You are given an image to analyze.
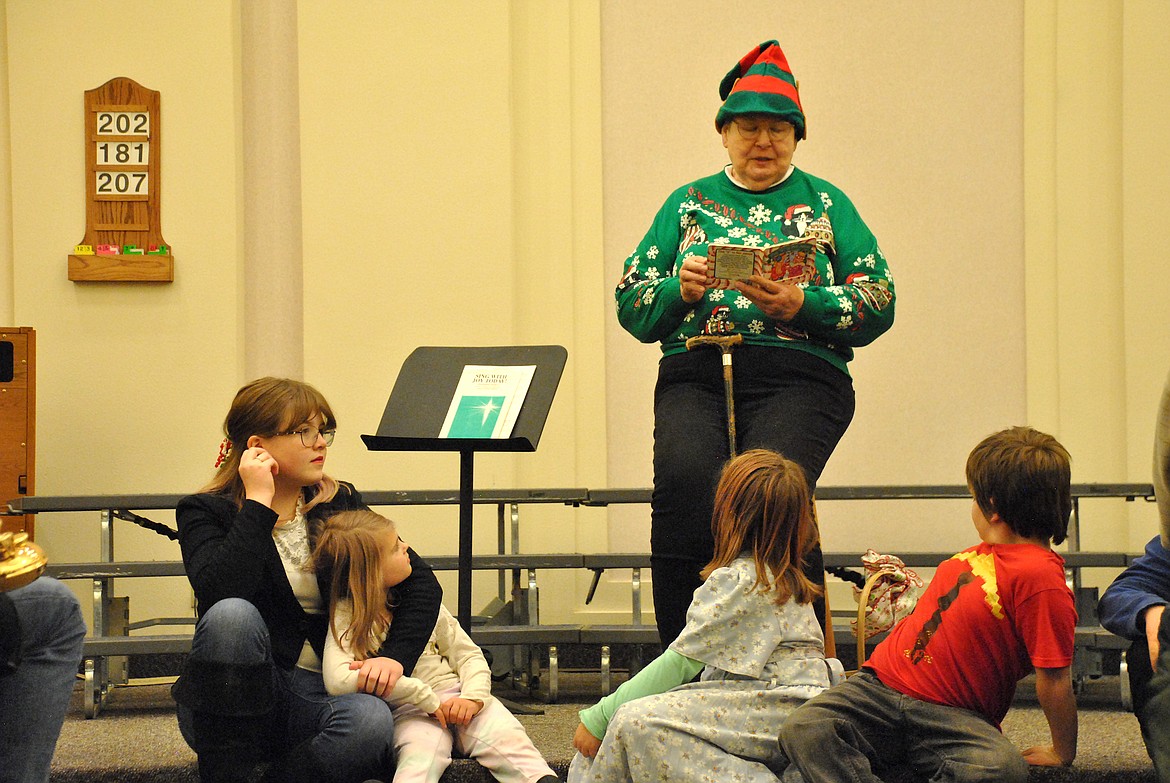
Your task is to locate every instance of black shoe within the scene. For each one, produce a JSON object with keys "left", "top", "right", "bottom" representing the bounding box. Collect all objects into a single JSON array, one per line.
[
  {"left": 197, "top": 752, "right": 255, "bottom": 783},
  {"left": 260, "top": 739, "right": 329, "bottom": 783}
]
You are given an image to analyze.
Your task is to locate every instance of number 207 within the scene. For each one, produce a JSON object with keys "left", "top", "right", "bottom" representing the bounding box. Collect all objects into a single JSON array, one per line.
[{"left": 96, "top": 171, "right": 148, "bottom": 195}]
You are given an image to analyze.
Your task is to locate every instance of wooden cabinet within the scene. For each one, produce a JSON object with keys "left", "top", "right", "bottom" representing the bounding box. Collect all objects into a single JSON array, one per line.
[{"left": 0, "top": 329, "right": 35, "bottom": 537}]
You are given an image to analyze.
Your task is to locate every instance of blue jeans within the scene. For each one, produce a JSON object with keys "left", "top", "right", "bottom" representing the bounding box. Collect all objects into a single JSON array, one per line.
[
  {"left": 175, "top": 598, "right": 395, "bottom": 783},
  {"left": 780, "top": 672, "right": 1027, "bottom": 783},
  {"left": 0, "top": 577, "right": 86, "bottom": 783},
  {"left": 650, "top": 346, "right": 854, "bottom": 644}
]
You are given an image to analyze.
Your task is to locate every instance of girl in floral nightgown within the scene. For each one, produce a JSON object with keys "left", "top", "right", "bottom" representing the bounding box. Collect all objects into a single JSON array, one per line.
[{"left": 569, "top": 449, "right": 839, "bottom": 783}]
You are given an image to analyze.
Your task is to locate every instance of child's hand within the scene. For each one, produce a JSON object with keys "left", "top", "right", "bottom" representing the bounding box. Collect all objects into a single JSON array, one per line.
[
  {"left": 1022, "top": 744, "right": 1069, "bottom": 767},
  {"left": 436, "top": 697, "right": 482, "bottom": 726},
  {"left": 1146, "top": 605, "right": 1166, "bottom": 671},
  {"left": 573, "top": 722, "right": 601, "bottom": 758},
  {"left": 349, "top": 656, "right": 403, "bottom": 698}
]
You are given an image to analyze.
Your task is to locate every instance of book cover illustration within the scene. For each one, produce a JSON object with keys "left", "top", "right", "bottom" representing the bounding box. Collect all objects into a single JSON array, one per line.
[
  {"left": 439, "top": 364, "right": 536, "bottom": 439},
  {"left": 704, "top": 234, "right": 819, "bottom": 290}
]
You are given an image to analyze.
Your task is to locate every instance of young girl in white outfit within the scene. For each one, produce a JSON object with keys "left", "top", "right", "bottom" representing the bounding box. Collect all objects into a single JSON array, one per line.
[
  {"left": 313, "top": 510, "right": 558, "bottom": 783},
  {"left": 569, "top": 449, "right": 840, "bottom": 783}
]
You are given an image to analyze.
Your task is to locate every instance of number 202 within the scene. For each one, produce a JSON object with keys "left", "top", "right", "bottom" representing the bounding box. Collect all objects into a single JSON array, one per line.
[
  {"left": 96, "top": 171, "right": 147, "bottom": 195},
  {"left": 96, "top": 112, "right": 148, "bottom": 135}
]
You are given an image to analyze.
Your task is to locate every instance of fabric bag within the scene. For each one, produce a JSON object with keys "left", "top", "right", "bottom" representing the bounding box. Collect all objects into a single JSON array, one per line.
[{"left": 846, "top": 549, "right": 924, "bottom": 676}]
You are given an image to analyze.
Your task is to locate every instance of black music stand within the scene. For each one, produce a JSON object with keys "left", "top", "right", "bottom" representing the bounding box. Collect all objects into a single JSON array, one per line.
[{"left": 362, "top": 345, "right": 567, "bottom": 632}]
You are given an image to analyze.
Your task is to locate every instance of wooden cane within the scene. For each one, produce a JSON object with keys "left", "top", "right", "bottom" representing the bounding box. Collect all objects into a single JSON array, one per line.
[{"left": 685, "top": 333, "right": 744, "bottom": 457}]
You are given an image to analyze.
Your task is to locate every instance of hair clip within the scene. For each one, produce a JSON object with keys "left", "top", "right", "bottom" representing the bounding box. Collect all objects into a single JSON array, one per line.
[{"left": 214, "top": 438, "right": 233, "bottom": 468}]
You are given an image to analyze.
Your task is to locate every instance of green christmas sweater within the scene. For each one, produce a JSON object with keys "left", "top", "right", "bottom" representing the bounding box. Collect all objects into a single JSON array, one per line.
[{"left": 615, "top": 167, "right": 895, "bottom": 375}]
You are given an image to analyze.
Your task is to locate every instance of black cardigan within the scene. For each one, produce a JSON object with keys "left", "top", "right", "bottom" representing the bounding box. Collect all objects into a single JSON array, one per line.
[{"left": 176, "top": 482, "right": 442, "bottom": 672}]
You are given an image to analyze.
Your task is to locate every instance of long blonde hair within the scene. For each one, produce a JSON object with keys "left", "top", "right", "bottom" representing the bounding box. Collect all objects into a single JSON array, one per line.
[
  {"left": 700, "top": 449, "right": 821, "bottom": 606},
  {"left": 312, "top": 510, "right": 397, "bottom": 658},
  {"left": 201, "top": 377, "right": 339, "bottom": 511}
]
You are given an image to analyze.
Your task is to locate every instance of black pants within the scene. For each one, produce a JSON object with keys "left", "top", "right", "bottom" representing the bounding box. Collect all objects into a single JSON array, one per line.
[
  {"left": 650, "top": 346, "right": 855, "bottom": 646},
  {"left": 1129, "top": 607, "right": 1170, "bottom": 781}
]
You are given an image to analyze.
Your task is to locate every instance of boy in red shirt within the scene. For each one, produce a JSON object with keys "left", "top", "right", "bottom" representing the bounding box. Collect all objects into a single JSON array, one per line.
[{"left": 780, "top": 426, "right": 1078, "bottom": 782}]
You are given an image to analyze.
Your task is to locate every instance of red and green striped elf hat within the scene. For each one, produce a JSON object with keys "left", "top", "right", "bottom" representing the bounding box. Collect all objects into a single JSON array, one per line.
[{"left": 715, "top": 40, "right": 806, "bottom": 140}]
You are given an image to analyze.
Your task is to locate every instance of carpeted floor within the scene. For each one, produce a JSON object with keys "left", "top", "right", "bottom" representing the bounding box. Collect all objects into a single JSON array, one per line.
[{"left": 49, "top": 673, "right": 1156, "bottom": 782}]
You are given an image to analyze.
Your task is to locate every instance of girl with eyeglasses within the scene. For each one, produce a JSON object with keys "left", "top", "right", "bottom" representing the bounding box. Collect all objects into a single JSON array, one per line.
[{"left": 172, "top": 377, "right": 442, "bottom": 783}]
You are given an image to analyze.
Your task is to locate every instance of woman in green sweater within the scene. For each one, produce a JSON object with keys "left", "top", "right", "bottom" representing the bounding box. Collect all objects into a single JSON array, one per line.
[{"left": 615, "top": 39, "right": 896, "bottom": 645}]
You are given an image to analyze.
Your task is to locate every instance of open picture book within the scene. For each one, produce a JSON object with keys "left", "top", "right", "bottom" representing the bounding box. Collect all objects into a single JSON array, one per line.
[{"left": 705, "top": 234, "right": 819, "bottom": 289}]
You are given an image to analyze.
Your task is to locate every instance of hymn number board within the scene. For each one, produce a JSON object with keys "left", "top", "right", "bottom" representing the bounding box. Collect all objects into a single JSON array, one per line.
[
  {"left": 95, "top": 111, "right": 150, "bottom": 198},
  {"left": 69, "top": 77, "right": 173, "bottom": 282}
]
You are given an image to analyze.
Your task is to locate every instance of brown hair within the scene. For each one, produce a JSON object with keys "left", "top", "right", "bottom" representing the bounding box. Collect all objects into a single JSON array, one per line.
[
  {"left": 312, "top": 509, "right": 397, "bottom": 659},
  {"left": 201, "top": 377, "right": 339, "bottom": 512},
  {"left": 701, "top": 448, "right": 821, "bottom": 606},
  {"left": 966, "top": 426, "right": 1073, "bottom": 544}
]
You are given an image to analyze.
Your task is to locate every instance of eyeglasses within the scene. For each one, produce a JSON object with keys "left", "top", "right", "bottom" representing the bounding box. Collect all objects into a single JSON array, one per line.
[
  {"left": 275, "top": 426, "right": 336, "bottom": 447},
  {"left": 731, "top": 119, "right": 794, "bottom": 142}
]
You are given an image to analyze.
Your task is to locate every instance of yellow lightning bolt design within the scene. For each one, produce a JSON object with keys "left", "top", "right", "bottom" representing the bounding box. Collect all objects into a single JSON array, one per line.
[{"left": 951, "top": 551, "right": 1004, "bottom": 619}]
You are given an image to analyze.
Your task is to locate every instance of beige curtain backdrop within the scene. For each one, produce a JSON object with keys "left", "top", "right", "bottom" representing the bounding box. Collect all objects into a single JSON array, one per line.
[
  {"left": 0, "top": 0, "right": 1165, "bottom": 628},
  {"left": 1023, "top": 1, "right": 1170, "bottom": 553}
]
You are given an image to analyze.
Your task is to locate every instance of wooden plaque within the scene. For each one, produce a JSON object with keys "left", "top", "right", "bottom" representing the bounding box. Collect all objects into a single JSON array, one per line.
[{"left": 69, "top": 77, "right": 173, "bottom": 282}]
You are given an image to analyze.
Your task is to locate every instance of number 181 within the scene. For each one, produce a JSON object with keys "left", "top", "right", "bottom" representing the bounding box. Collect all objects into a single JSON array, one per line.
[{"left": 97, "top": 141, "right": 148, "bottom": 165}]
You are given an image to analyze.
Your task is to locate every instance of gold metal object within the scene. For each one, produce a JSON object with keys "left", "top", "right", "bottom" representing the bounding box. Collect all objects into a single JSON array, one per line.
[{"left": 0, "top": 531, "right": 47, "bottom": 592}]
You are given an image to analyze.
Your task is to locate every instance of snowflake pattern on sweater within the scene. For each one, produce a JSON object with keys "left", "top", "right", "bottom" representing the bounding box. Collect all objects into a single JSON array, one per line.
[{"left": 615, "top": 167, "right": 894, "bottom": 374}]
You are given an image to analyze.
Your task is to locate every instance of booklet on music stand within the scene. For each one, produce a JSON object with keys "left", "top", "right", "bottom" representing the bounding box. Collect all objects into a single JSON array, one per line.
[{"left": 439, "top": 364, "right": 536, "bottom": 439}]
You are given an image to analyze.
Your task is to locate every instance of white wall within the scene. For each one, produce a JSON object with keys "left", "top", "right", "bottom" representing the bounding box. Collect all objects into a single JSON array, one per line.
[
  {"left": 601, "top": 2, "right": 1029, "bottom": 565},
  {"left": 597, "top": 0, "right": 1167, "bottom": 615},
  {"left": 1, "top": 0, "right": 1165, "bottom": 632},
  {"left": 4, "top": 0, "right": 243, "bottom": 626}
]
